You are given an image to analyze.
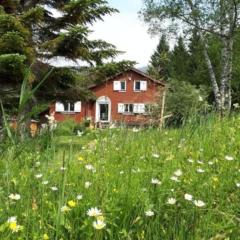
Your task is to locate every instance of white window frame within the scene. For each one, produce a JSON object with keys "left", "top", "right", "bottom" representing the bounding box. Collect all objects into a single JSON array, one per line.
[
  {"left": 134, "top": 80, "right": 141, "bottom": 92},
  {"left": 123, "top": 104, "right": 134, "bottom": 115},
  {"left": 119, "top": 80, "right": 126, "bottom": 92}
]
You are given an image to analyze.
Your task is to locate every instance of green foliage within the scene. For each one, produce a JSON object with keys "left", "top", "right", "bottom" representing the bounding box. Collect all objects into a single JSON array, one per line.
[
  {"left": 0, "top": 54, "right": 26, "bottom": 84},
  {"left": 1, "top": 116, "right": 240, "bottom": 238},
  {"left": 166, "top": 80, "right": 209, "bottom": 126}
]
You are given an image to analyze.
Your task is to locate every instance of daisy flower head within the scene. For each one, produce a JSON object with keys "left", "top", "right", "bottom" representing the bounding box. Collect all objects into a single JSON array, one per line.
[
  {"left": 145, "top": 210, "right": 154, "bottom": 217},
  {"left": 9, "top": 193, "right": 21, "bottom": 201},
  {"left": 225, "top": 155, "right": 234, "bottom": 161},
  {"left": 151, "top": 178, "right": 161, "bottom": 185},
  {"left": 87, "top": 207, "right": 102, "bottom": 217},
  {"left": 85, "top": 181, "right": 92, "bottom": 189},
  {"left": 35, "top": 174, "right": 43, "bottom": 179},
  {"left": 174, "top": 169, "right": 182, "bottom": 177},
  {"left": 61, "top": 205, "right": 71, "bottom": 213},
  {"left": 152, "top": 153, "right": 160, "bottom": 158},
  {"left": 196, "top": 168, "right": 205, "bottom": 173},
  {"left": 184, "top": 194, "right": 193, "bottom": 201},
  {"left": 194, "top": 200, "right": 205, "bottom": 207},
  {"left": 236, "top": 183, "right": 240, "bottom": 188},
  {"left": 76, "top": 194, "right": 83, "bottom": 200},
  {"left": 93, "top": 219, "right": 106, "bottom": 230},
  {"left": 51, "top": 186, "right": 58, "bottom": 191},
  {"left": 167, "top": 198, "right": 176, "bottom": 205},
  {"left": 170, "top": 176, "right": 180, "bottom": 182}
]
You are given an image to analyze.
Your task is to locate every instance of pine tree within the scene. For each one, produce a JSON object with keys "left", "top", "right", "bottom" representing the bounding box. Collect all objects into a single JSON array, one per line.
[
  {"left": 0, "top": 0, "right": 122, "bottom": 114},
  {"left": 148, "top": 35, "right": 171, "bottom": 80}
]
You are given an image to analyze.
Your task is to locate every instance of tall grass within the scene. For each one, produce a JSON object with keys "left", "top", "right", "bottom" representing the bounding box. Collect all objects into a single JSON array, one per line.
[{"left": 0, "top": 115, "right": 240, "bottom": 239}]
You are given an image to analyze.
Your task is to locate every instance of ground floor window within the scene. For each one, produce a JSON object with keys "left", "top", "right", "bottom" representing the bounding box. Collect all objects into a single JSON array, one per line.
[
  {"left": 64, "top": 102, "right": 75, "bottom": 112},
  {"left": 124, "top": 104, "right": 134, "bottom": 113}
]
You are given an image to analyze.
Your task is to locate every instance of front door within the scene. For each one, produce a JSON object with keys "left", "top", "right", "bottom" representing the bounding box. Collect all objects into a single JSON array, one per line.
[{"left": 99, "top": 104, "right": 109, "bottom": 121}]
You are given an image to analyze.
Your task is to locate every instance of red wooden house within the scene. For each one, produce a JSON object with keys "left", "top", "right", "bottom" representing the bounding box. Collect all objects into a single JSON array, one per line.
[{"left": 49, "top": 68, "right": 166, "bottom": 125}]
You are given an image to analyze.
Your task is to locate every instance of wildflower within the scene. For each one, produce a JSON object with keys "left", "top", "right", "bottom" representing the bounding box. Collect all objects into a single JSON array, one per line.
[
  {"left": 145, "top": 210, "right": 154, "bottom": 217},
  {"left": 132, "top": 128, "right": 140, "bottom": 132},
  {"left": 208, "top": 161, "right": 214, "bottom": 165},
  {"left": 184, "top": 194, "right": 193, "bottom": 201},
  {"left": 197, "top": 160, "right": 204, "bottom": 164},
  {"left": 167, "top": 198, "right": 176, "bottom": 205},
  {"left": 236, "top": 183, "right": 240, "bottom": 188},
  {"left": 225, "top": 155, "right": 234, "bottom": 161},
  {"left": 93, "top": 219, "right": 106, "bottom": 230},
  {"left": 196, "top": 168, "right": 205, "bottom": 173},
  {"left": 78, "top": 156, "right": 84, "bottom": 161},
  {"left": 61, "top": 205, "right": 71, "bottom": 213},
  {"left": 174, "top": 169, "right": 182, "bottom": 177},
  {"left": 170, "top": 176, "right": 180, "bottom": 182},
  {"left": 85, "top": 181, "right": 92, "bottom": 188},
  {"left": 42, "top": 181, "right": 49, "bottom": 185},
  {"left": 43, "top": 233, "right": 49, "bottom": 240},
  {"left": 76, "top": 194, "right": 83, "bottom": 200},
  {"left": 68, "top": 200, "right": 76, "bottom": 208},
  {"left": 60, "top": 167, "right": 66, "bottom": 171},
  {"left": 212, "top": 176, "right": 219, "bottom": 182},
  {"left": 85, "top": 164, "right": 94, "bottom": 170},
  {"left": 35, "top": 161, "right": 41, "bottom": 167},
  {"left": 119, "top": 171, "right": 124, "bottom": 175},
  {"left": 50, "top": 186, "right": 58, "bottom": 191},
  {"left": 233, "top": 103, "right": 240, "bottom": 109},
  {"left": 87, "top": 207, "right": 102, "bottom": 217},
  {"left": 187, "top": 158, "right": 194, "bottom": 163},
  {"left": 194, "top": 200, "right": 205, "bottom": 207},
  {"left": 152, "top": 153, "right": 160, "bottom": 158},
  {"left": 9, "top": 194, "right": 21, "bottom": 201},
  {"left": 7, "top": 217, "right": 23, "bottom": 233},
  {"left": 151, "top": 178, "right": 161, "bottom": 185},
  {"left": 35, "top": 174, "right": 43, "bottom": 179}
]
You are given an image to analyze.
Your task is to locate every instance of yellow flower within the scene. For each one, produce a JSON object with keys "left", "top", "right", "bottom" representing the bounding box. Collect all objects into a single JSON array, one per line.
[
  {"left": 9, "top": 222, "right": 17, "bottom": 231},
  {"left": 212, "top": 176, "right": 219, "bottom": 182},
  {"left": 78, "top": 157, "right": 84, "bottom": 161},
  {"left": 43, "top": 233, "right": 50, "bottom": 240},
  {"left": 68, "top": 200, "right": 76, "bottom": 208}
]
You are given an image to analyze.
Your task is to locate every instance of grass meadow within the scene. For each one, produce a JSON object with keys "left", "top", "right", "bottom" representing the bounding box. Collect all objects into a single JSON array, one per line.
[{"left": 1, "top": 115, "right": 240, "bottom": 239}]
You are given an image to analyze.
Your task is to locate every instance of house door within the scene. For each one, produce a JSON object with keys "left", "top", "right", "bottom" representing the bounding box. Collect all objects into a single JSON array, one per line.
[
  {"left": 95, "top": 96, "right": 111, "bottom": 123},
  {"left": 99, "top": 104, "right": 109, "bottom": 121}
]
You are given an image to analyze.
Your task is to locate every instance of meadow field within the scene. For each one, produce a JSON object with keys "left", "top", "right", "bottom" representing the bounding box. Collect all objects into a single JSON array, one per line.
[{"left": 1, "top": 116, "right": 240, "bottom": 239}]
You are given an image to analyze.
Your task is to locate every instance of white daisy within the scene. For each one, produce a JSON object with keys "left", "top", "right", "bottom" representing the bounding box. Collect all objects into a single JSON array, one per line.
[
  {"left": 151, "top": 178, "right": 161, "bottom": 185},
  {"left": 236, "top": 183, "right": 240, "bottom": 188},
  {"left": 93, "top": 219, "right": 106, "bottom": 230},
  {"left": 7, "top": 216, "right": 17, "bottom": 223},
  {"left": 187, "top": 159, "right": 194, "bottom": 163},
  {"left": 225, "top": 156, "right": 234, "bottom": 161},
  {"left": 42, "top": 181, "right": 49, "bottom": 185},
  {"left": 184, "top": 194, "right": 193, "bottom": 201},
  {"left": 9, "top": 193, "right": 21, "bottom": 201},
  {"left": 61, "top": 205, "right": 71, "bottom": 213},
  {"left": 208, "top": 161, "right": 214, "bottom": 165},
  {"left": 167, "top": 198, "right": 176, "bottom": 205},
  {"left": 194, "top": 200, "right": 205, "bottom": 207},
  {"left": 196, "top": 168, "right": 205, "bottom": 173},
  {"left": 170, "top": 176, "right": 180, "bottom": 182},
  {"left": 145, "top": 210, "right": 154, "bottom": 217},
  {"left": 174, "top": 169, "right": 182, "bottom": 177},
  {"left": 85, "top": 181, "right": 92, "bottom": 188},
  {"left": 76, "top": 194, "right": 83, "bottom": 200},
  {"left": 35, "top": 174, "right": 43, "bottom": 179},
  {"left": 51, "top": 186, "right": 58, "bottom": 191},
  {"left": 87, "top": 207, "right": 102, "bottom": 217},
  {"left": 152, "top": 153, "right": 160, "bottom": 158}
]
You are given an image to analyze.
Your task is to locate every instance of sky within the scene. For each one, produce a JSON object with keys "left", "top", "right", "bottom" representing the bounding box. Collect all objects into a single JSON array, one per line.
[{"left": 90, "top": 0, "right": 159, "bottom": 68}]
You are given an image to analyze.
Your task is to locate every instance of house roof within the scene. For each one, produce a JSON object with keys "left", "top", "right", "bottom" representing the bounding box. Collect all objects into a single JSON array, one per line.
[{"left": 88, "top": 68, "right": 165, "bottom": 89}]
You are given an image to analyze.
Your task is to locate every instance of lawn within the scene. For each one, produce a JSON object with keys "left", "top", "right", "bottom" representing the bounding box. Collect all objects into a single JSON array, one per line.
[{"left": 0, "top": 116, "right": 240, "bottom": 239}]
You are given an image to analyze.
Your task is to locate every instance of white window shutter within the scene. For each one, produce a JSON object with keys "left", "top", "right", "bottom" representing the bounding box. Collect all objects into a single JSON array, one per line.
[
  {"left": 138, "top": 104, "right": 145, "bottom": 113},
  {"left": 113, "top": 81, "right": 121, "bottom": 91},
  {"left": 118, "top": 103, "right": 124, "bottom": 113},
  {"left": 74, "top": 101, "right": 81, "bottom": 112},
  {"left": 141, "top": 81, "right": 147, "bottom": 91},
  {"left": 133, "top": 104, "right": 139, "bottom": 113},
  {"left": 55, "top": 102, "right": 64, "bottom": 112}
]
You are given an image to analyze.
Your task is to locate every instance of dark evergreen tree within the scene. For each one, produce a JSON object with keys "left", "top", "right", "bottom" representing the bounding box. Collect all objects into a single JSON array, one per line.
[{"left": 148, "top": 35, "right": 171, "bottom": 80}]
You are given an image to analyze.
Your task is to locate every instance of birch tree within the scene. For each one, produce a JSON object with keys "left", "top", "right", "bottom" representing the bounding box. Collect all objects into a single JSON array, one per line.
[{"left": 141, "top": 0, "right": 240, "bottom": 112}]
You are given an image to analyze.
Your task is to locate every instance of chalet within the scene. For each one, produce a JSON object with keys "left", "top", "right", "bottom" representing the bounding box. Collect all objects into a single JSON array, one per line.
[{"left": 49, "top": 68, "right": 166, "bottom": 126}]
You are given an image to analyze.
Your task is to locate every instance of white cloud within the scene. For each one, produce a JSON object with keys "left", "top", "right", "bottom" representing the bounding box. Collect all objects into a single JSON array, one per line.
[{"left": 90, "top": 12, "right": 159, "bottom": 67}]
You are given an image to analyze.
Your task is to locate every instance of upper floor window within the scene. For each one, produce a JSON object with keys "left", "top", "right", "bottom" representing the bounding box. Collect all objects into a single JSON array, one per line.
[
  {"left": 134, "top": 80, "right": 147, "bottom": 92},
  {"left": 113, "top": 80, "right": 126, "bottom": 92}
]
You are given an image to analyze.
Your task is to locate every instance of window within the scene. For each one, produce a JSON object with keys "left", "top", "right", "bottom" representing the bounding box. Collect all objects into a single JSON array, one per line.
[
  {"left": 120, "top": 81, "right": 126, "bottom": 91},
  {"left": 124, "top": 104, "right": 134, "bottom": 114},
  {"left": 64, "top": 102, "right": 75, "bottom": 112},
  {"left": 134, "top": 81, "right": 141, "bottom": 91},
  {"left": 134, "top": 80, "right": 147, "bottom": 91}
]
